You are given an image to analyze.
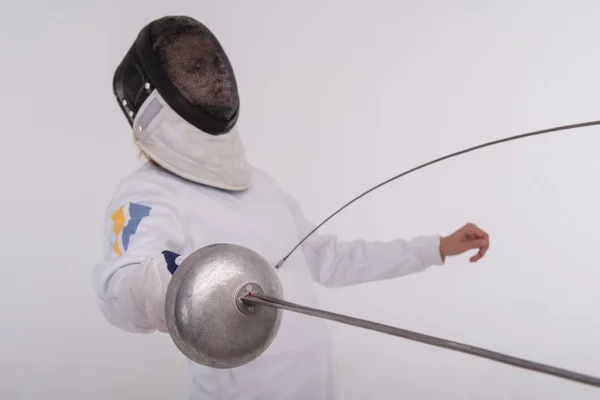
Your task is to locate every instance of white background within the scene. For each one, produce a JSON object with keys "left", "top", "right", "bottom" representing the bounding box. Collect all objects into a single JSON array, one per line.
[{"left": 2, "top": 0, "right": 600, "bottom": 399}]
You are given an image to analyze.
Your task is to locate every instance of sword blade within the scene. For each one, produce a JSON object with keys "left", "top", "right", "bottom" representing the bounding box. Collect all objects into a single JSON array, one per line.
[{"left": 242, "top": 293, "right": 600, "bottom": 389}]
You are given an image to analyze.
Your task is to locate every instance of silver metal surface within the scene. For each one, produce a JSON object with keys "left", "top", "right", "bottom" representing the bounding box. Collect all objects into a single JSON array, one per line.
[
  {"left": 242, "top": 293, "right": 600, "bottom": 389},
  {"left": 167, "top": 243, "right": 600, "bottom": 389},
  {"left": 165, "top": 243, "right": 283, "bottom": 369}
]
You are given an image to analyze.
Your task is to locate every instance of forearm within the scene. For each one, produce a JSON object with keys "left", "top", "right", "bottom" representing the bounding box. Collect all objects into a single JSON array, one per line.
[
  {"left": 304, "top": 234, "right": 444, "bottom": 288},
  {"left": 95, "top": 254, "right": 176, "bottom": 334}
]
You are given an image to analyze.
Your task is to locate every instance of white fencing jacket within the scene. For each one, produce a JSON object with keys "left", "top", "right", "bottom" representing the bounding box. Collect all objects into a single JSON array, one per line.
[{"left": 93, "top": 162, "right": 444, "bottom": 400}]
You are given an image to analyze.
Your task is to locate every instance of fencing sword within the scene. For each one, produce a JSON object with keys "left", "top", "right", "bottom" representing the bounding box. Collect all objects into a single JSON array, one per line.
[
  {"left": 165, "top": 243, "right": 600, "bottom": 390},
  {"left": 274, "top": 119, "right": 600, "bottom": 269},
  {"left": 242, "top": 293, "right": 600, "bottom": 388}
]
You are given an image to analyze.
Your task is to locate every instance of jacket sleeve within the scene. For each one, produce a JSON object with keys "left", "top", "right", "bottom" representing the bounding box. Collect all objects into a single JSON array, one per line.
[
  {"left": 282, "top": 192, "right": 445, "bottom": 288},
  {"left": 92, "top": 179, "right": 187, "bottom": 334}
]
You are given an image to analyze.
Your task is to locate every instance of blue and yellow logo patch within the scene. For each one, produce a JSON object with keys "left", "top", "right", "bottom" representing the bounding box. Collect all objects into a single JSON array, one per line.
[{"left": 111, "top": 202, "right": 152, "bottom": 256}]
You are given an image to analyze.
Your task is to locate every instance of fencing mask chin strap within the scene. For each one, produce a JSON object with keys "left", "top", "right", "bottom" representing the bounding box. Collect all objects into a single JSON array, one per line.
[
  {"left": 112, "top": 15, "right": 252, "bottom": 191},
  {"left": 133, "top": 89, "right": 251, "bottom": 191}
]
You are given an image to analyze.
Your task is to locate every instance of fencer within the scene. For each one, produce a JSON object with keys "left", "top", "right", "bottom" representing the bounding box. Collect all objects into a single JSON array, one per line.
[{"left": 92, "top": 15, "right": 490, "bottom": 400}]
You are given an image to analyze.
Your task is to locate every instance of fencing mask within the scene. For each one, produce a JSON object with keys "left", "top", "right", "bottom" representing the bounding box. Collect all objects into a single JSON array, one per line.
[{"left": 113, "top": 16, "right": 251, "bottom": 191}]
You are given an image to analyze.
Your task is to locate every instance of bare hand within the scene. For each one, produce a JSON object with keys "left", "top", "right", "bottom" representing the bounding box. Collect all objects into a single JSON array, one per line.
[{"left": 440, "top": 223, "right": 489, "bottom": 263}]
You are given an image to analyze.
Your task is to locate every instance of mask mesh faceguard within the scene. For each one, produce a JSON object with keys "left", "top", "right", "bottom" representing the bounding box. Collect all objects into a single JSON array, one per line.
[
  {"left": 113, "top": 16, "right": 240, "bottom": 135},
  {"left": 149, "top": 16, "right": 239, "bottom": 122}
]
